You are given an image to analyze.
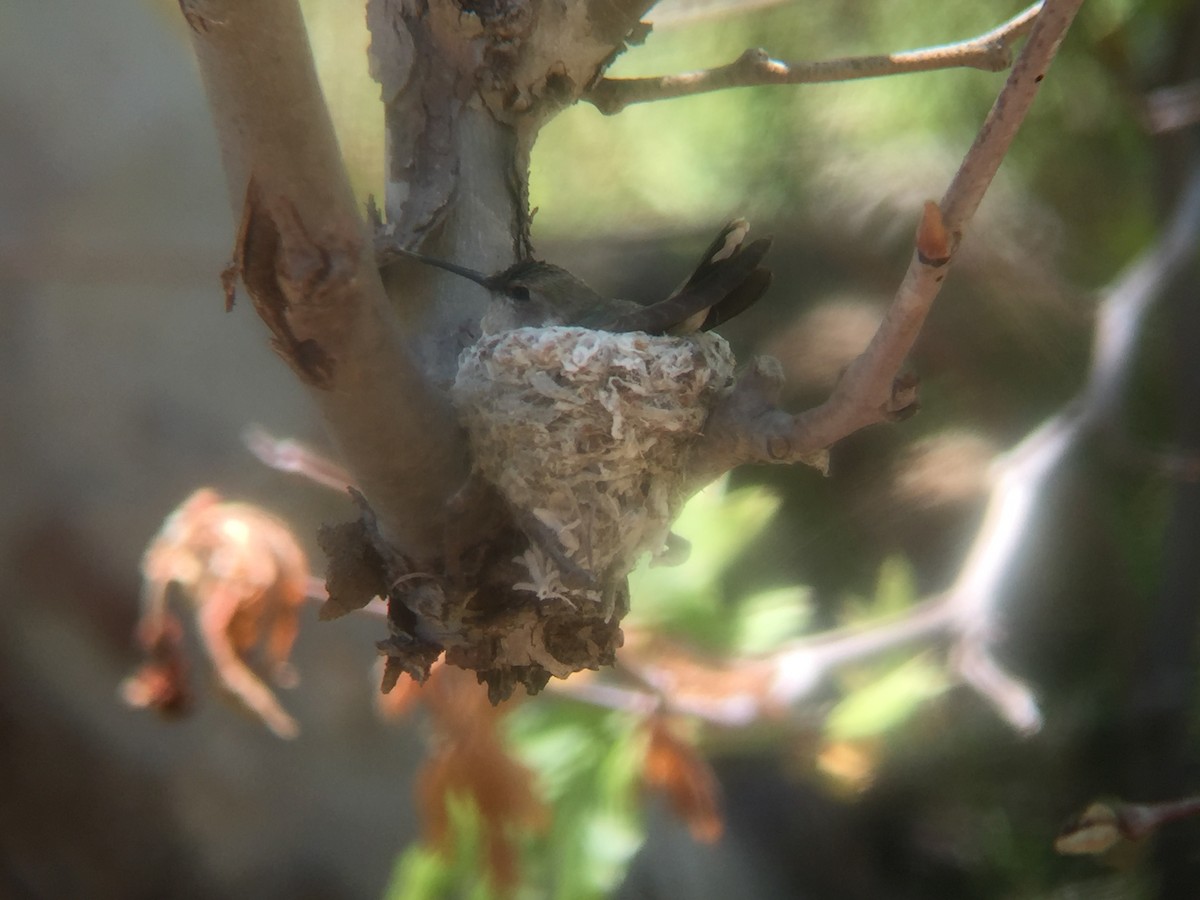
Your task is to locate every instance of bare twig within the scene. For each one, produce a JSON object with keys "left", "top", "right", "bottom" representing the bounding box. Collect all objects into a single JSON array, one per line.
[
  {"left": 243, "top": 425, "right": 354, "bottom": 492},
  {"left": 586, "top": 4, "right": 1043, "bottom": 115},
  {"left": 181, "top": 0, "right": 467, "bottom": 561},
  {"left": 690, "top": 0, "right": 1084, "bottom": 482},
  {"left": 793, "top": 0, "right": 1083, "bottom": 457}
]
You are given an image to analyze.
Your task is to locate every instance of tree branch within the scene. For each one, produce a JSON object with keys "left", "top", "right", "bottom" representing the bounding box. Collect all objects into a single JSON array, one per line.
[
  {"left": 180, "top": 0, "right": 467, "bottom": 561},
  {"left": 585, "top": 3, "right": 1043, "bottom": 115},
  {"left": 690, "top": 0, "right": 1084, "bottom": 481}
]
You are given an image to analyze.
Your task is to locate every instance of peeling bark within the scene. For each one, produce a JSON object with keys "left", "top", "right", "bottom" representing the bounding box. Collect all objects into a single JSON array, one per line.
[{"left": 185, "top": 0, "right": 468, "bottom": 561}]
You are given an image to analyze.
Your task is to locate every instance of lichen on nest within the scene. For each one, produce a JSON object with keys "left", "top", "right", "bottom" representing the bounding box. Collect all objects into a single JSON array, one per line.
[{"left": 452, "top": 326, "right": 737, "bottom": 618}]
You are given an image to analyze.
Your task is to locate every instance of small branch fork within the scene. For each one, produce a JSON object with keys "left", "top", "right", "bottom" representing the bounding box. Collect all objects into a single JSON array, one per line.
[
  {"left": 690, "top": 0, "right": 1084, "bottom": 483},
  {"left": 585, "top": 3, "right": 1043, "bottom": 115}
]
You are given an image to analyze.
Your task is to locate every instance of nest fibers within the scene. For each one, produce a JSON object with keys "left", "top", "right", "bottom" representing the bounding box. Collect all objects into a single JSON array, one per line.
[{"left": 452, "top": 326, "right": 736, "bottom": 617}]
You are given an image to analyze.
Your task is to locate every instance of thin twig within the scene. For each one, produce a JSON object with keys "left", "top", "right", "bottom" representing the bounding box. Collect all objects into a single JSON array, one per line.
[
  {"left": 243, "top": 425, "right": 354, "bottom": 492},
  {"left": 939, "top": 5, "right": 1080, "bottom": 234},
  {"left": 586, "top": 3, "right": 1042, "bottom": 115},
  {"left": 688, "top": 0, "right": 1084, "bottom": 483}
]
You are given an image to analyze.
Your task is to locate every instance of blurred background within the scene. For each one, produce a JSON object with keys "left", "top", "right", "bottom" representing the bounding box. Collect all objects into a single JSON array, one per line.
[{"left": 3, "top": 0, "right": 1199, "bottom": 897}]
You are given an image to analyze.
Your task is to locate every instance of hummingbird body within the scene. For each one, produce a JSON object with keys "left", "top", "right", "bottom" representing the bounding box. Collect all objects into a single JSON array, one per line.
[
  {"left": 390, "top": 219, "right": 773, "bottom": 337},
  {"left": 475, "top": 260, "right": 631, "bottom": 334}
]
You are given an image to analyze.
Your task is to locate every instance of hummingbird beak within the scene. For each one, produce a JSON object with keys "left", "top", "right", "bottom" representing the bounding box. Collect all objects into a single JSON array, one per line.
[{"left": 388, "top": 247, "right": 492, "bottom": 288}]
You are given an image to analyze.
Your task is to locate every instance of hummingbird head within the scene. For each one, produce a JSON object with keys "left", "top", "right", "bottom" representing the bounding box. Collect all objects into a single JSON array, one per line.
[{"left": 482, "top": 260, "right": 606, "bottom": 331}]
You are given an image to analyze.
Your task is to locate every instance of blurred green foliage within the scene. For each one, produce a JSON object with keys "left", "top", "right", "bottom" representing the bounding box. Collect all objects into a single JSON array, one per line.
[
  {"left": 626, "top": 478, "right": 799, "bottom": 649},
  {"left": 504, "top": 705, "right": 646, "bottom": 899},
  {"left": 301, "top": 0, "right": 385, "bottom": 202},
  {"left": 824, "top": 557, "right": 950, "bottom": 741},
  {"left": 385, "top": 707, "right": 644, "bottom": 900}
]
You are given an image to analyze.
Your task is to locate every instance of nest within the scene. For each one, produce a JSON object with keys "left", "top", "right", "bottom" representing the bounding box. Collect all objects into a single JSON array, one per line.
[{"left": 452, "top": 326, "right": 736, "bottom": 617}]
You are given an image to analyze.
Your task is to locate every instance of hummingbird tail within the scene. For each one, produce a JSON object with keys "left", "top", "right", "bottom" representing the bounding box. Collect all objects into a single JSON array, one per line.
[
  {"left": 699, "top": 267, "right": 773, "bottom": 331},
  {"left": 682, "top": 234, "right": 774, "bottom": 333},
  {"left": 592, "top": 226, "right": 774, "bottom": 335}
]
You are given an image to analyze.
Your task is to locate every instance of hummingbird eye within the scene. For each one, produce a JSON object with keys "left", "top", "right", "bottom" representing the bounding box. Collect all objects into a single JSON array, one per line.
[{"left": 507, "top": 284, "right": 531, "bottom": 302}]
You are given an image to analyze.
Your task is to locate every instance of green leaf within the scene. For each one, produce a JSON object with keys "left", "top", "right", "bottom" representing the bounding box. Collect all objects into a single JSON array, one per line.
[
  {"left": 504, "top": 704, "right": 646, "bottom": 900},
  {"left": 844, "top": 554, "right": 920, "bottom": 623},
  {"left": 732, "top": 586, "right": 812, "bottom": 655},
  {"left": 385, "top": 845, "right": 455, "bottom": 900},
  {"left": 628, "top": 477, "right": 782, "bottom": 645},
  {"left": 874, "top": 555, "right": 918, "bottom": 615},
  {"left": 576, "top": 809, "right": 646, "bottom": 893},
  {"left": 825, "top": 655, "right": 948, "bottom": 741}
]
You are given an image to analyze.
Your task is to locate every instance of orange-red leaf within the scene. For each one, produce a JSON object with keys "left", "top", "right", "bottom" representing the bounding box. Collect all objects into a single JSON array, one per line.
[
  {"left": 127, "top": 488, "right": 310, "bottom": 738},
  {"left": 642, "top": 716, "right": 723, "bottom": 844},
  {"left": 411, "top": 667, "right": 547, "bottom": 891}
]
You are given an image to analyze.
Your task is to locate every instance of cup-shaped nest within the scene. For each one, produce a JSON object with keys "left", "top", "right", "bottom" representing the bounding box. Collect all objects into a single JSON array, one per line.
[{"left": 453, "top": 326, "right": 736, "bottom": 616}]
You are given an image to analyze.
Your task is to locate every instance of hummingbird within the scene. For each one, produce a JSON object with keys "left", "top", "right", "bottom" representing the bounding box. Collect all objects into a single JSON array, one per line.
[{"left": 386, "top": 219, "right": 772, "bottom": 335}]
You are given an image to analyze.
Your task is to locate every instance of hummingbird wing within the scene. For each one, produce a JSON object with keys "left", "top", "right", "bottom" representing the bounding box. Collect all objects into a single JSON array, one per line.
[{"left": 593, "top": 231, "right": 773, "bottom": 335}]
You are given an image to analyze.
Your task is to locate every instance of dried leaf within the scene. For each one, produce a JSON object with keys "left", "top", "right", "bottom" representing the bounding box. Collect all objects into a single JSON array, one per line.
[
  {"left": 407, "top": 666, "right": 548, "bottom": 890},
  {"left": 642, "top": 716, "right": 723, "bottom": 843},
  {"left": 128, "top": 488, "right": 310, "bottom": 738},
  {"left": 317, "top": 517, "right": 388, "bottom": 620}
]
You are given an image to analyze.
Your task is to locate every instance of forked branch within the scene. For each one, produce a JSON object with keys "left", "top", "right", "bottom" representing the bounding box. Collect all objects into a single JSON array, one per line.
[
  {"left": 691, "top": 0, "right": 1085, "bottom": 481},
  {"left": 586, "top": 3, "right": 1043, "bottom": 115}
]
